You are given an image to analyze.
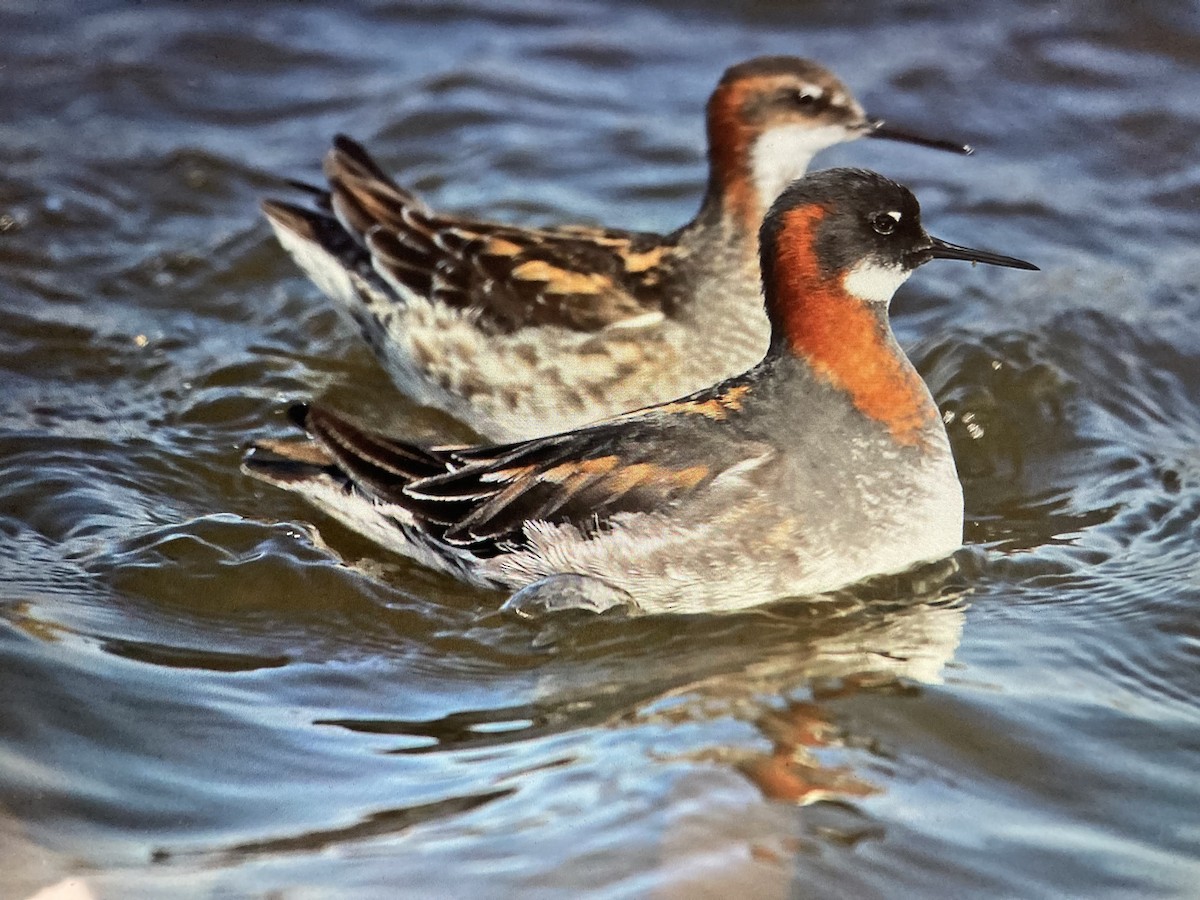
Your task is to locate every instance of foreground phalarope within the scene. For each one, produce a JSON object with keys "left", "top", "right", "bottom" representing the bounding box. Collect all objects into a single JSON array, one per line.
[
  {"left": 245, "top": 169, "right": 1036, "bottom": 615},
  {"left": 262, "top": 56, "right": 969, "bottom": 441}
]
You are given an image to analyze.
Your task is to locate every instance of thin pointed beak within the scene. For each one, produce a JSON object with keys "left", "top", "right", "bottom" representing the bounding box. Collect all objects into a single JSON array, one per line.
[
  {"left": 913, "top": 235, "right": 1039, "bottom": 271},
  {"left": 865, "top": 118, "right": 973, "bottom": 156}
]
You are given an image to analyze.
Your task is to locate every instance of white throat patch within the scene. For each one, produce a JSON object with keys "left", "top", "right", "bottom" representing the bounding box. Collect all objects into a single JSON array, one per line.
[
  {"left": 750, "top": 124, "right": 851, "bottom": 211},
  {"left": 842, "top": 259, "right": 912, "bottom": 305}
]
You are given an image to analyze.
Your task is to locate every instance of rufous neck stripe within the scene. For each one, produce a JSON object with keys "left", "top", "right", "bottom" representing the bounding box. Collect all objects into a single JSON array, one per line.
[
  {"left": 707, "top": 82, "right": 763, "bottom": 233},
  {"left": 770, "top": 205, "right": 937, "bottom": 447}
]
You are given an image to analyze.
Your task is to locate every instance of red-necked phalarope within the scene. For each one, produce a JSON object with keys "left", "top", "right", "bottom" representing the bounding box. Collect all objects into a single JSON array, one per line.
[{"left": 245, "top": 168, "right": 1035, "bottom": 615}]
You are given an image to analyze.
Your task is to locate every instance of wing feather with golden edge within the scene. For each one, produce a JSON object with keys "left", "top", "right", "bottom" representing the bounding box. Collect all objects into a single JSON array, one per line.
[
  {"left": 296, "top": 398, "right": 768, "bottom": 560},
  {"left": 322, "top": 135, "right": 687, "bottom": 334},
  {"left": 297, "top": 404, "right": 455, "bottom": 496}
]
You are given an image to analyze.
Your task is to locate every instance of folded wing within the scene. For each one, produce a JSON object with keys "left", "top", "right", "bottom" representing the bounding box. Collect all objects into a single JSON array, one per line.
[
  {"left": 287, "top": 400, "right": 765, "bottom": 559},
  {"left": 268, "top": 135, "right": 686, "bottom": 334}
]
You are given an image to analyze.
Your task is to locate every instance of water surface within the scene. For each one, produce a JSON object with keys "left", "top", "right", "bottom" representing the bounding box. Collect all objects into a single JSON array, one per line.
[{"left": 2, "top": 1, "right": 1199, "bottom": 897}]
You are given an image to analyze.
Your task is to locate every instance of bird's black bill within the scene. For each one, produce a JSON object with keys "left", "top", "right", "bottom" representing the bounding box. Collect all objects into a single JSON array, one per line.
[
  {"left": 867, "top": 119, "right": 973, "bottom": 156},
  {"left": 919, "top": 236, "right": 1039, "bottom": 271}
]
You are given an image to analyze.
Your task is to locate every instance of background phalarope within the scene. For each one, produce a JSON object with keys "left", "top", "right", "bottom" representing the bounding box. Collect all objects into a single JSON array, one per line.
[{"left": 263, "top": 57, "right": 969, "bottom": 440}]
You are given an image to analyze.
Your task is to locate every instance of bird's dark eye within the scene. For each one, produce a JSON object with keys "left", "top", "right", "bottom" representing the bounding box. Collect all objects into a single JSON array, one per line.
[
  {"left": 793, "top": 90, "right": 819, "bottom": 108},
  {"left": 871, "top": 212, "right": 899, "bottom": 235}
]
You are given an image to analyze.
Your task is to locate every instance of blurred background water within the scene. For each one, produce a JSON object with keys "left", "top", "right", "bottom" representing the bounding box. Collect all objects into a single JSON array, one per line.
[{"left": 2, "top": 1, "right": 1199, "bottom": 897}]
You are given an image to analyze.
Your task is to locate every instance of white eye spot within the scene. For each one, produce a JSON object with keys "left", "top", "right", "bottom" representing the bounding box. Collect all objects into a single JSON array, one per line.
[
  {"left": 842, "top": 260, "right": 912, "bottom": 305},
  {"left": 801, "top": 84, "right": 824, "bottom": 100},
  {"left": 871, "top": 211, "right": 901, "bottom": 235}
]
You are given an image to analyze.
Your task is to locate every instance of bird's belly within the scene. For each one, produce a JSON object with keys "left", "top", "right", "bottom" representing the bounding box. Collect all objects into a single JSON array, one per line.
[{"left": 479, "top": 450, "right": 963, "bottom": 614}]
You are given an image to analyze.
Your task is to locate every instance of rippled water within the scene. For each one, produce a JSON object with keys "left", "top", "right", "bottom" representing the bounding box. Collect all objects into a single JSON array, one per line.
[{"left": 3, "top": 1, "right": 1199, "bottom": 897}]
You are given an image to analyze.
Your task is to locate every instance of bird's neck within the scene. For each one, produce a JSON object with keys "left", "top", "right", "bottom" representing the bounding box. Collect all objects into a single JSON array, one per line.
[
  {"left": 699, "top": 121, "right": 763, "bottom": 236},
  {"left": 699, "top": 85, "right": 779, "bottom": 236},
  {"left": 700, "top": 98, "right": 832, "bottom": 237},
  {"left": 767, "top": 207, "right": 938, "bottom": 448}
]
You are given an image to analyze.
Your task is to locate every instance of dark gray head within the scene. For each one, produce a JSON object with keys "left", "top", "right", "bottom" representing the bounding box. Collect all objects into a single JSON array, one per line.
[
  {"left": 760, "top": 168, "right": 1037, "bottom": 314},
  {"left": 751, "top": 169, "right": 1037, "bottom": 447}
]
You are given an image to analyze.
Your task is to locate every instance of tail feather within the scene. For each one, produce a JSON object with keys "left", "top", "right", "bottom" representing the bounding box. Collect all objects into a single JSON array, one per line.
[
  {"left": 282, "top": 178, "right": 332, "bottom": 208},
  {"left": 243, "top": 403, "right": 451, "bottom": 507},
  {"left": 261, "top": 198, "right": 366, "bottom": 266},
  {"left": 262, "top": 136, "right": 439, "bottom": 358},
  {"left": 241, "top": 437, "right": 345, "bottom": 490},
  {"left": 325, "top": 134, "right": 422, "bottom": 207},
  {"left": 296, "top": 404, "right": 452, "bottom": 495}
]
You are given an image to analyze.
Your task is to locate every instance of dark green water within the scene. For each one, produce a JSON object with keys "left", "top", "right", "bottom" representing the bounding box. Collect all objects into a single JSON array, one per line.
[{"left": 2, "top": 1, "right": 1198, "bottom": 897}]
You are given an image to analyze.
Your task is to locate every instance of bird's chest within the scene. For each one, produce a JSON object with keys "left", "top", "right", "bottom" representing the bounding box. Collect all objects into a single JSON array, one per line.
[{"left": 775, "top": 427, "right": 964, "bottom": 589}]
